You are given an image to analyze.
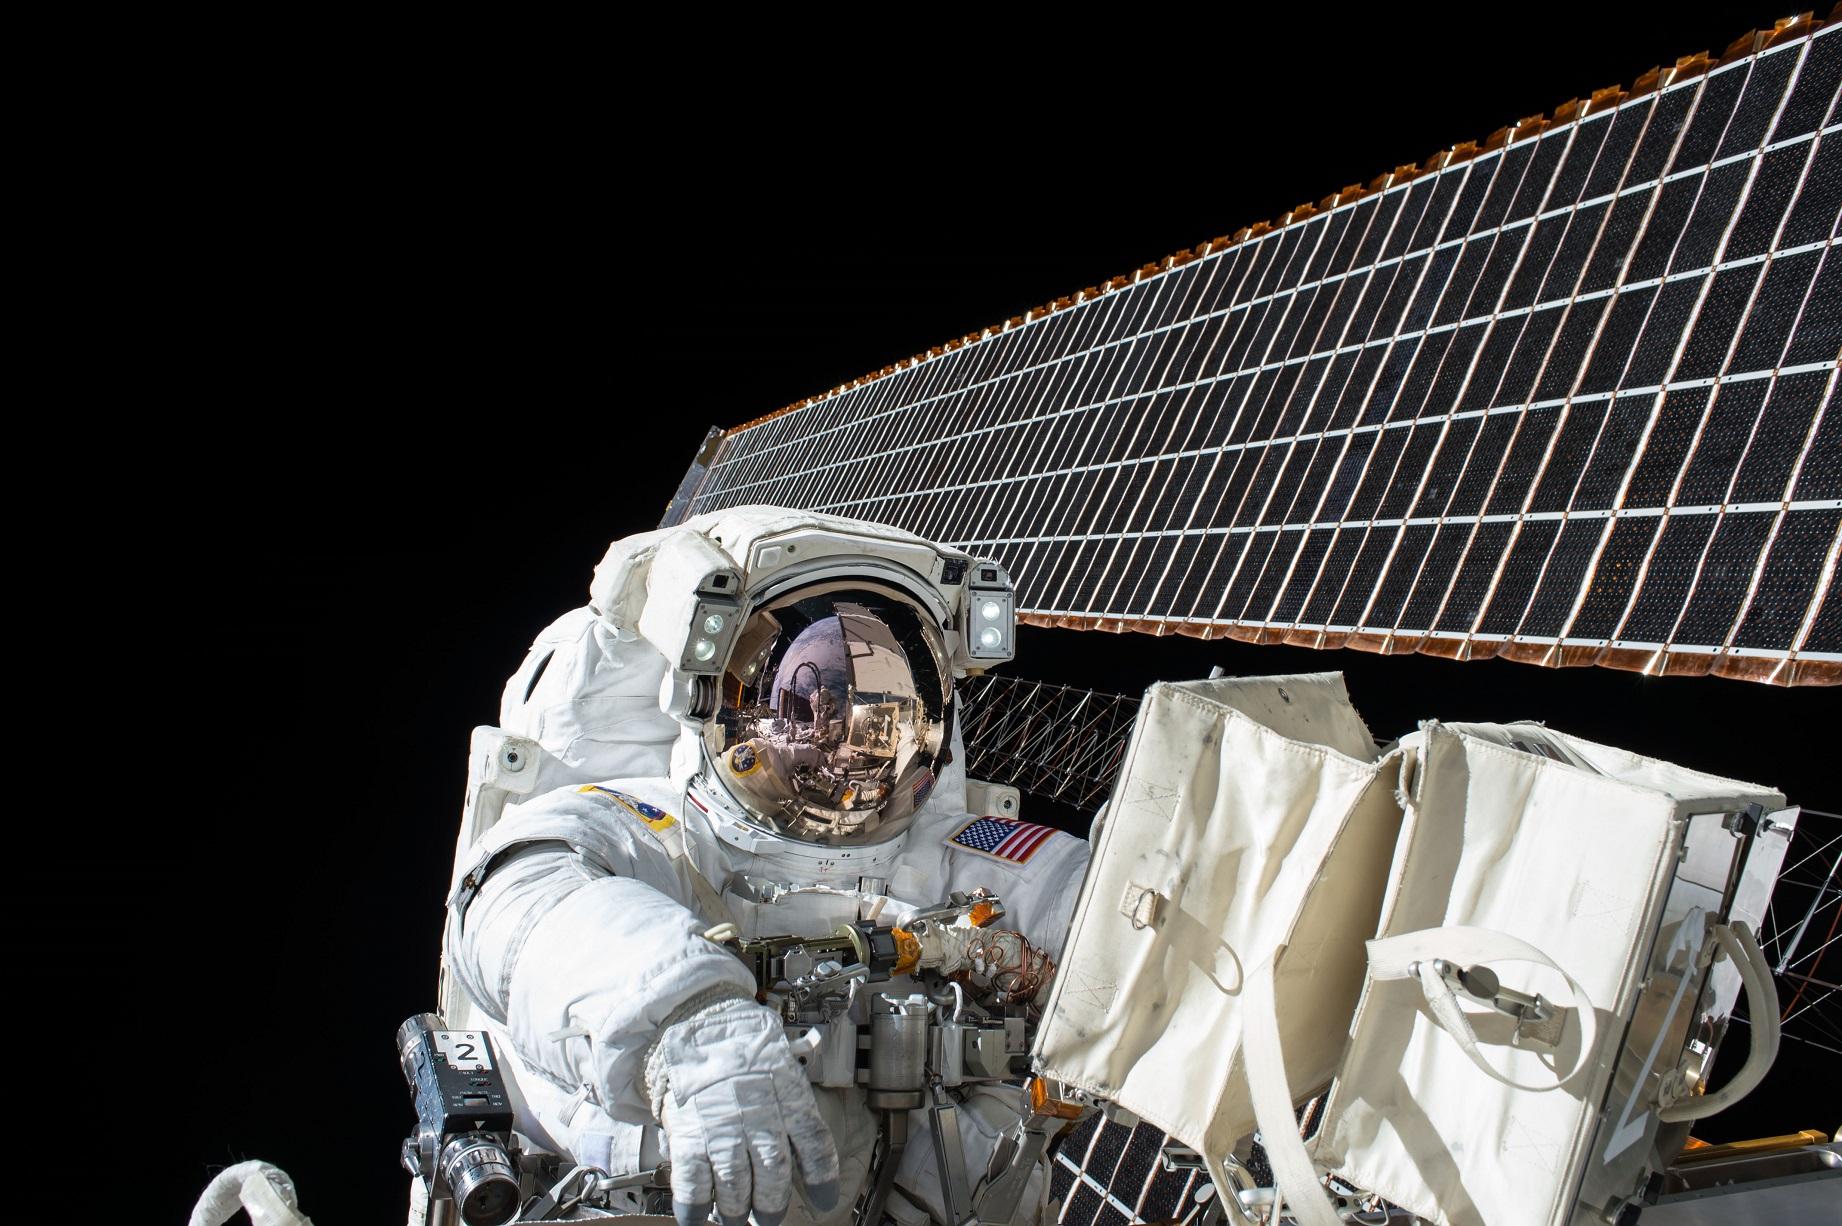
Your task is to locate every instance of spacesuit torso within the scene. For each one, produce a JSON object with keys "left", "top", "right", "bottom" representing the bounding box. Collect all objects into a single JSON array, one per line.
[{"left": 452, "top": 768, "right": 1086, "bottom": 1225}]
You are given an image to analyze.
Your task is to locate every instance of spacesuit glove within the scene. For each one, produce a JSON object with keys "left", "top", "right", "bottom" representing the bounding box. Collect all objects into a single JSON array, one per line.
[{"left": 646, "top": 988, "right": 841, "bottom": 1226}]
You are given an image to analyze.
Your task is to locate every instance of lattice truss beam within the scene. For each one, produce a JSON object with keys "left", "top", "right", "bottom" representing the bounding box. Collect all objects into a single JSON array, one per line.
[
  {"left": 1749, "top": 807, "right": 1842, "bottom": 1055},
  {"left": 674, "top": 16, "right": 1842, "bottom": 686},
  {"left": 960, "top": 675, "right": 1141, "bottom": 812}
]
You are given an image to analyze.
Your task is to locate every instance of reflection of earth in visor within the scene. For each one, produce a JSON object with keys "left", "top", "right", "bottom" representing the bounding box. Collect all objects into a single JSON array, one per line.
[{"left": 705, "top": 587, "right": 949, "bottom": 845}]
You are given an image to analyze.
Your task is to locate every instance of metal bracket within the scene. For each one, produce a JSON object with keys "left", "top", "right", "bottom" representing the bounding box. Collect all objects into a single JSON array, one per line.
[
  {"left": 1119, "top": 883, "right": 1163, "bottom": 930},
  {"left": 1429, "top": 958, "right": 1564, "bottom": 1047},
  {"left": 929, "top": 1083, "right": 975, "bottom": 1226}
]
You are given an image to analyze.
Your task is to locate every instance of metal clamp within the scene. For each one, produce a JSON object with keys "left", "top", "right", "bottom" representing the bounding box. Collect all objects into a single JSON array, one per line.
[
  {"left": 1423, "top": 958, "right": 1563, "bottom": 1048},
  {"left": 526, "top": 1163, "right": 666, "bottom": 1220}
]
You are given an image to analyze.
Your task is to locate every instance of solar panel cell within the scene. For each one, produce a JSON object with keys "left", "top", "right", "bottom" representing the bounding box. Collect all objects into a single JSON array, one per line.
[
  {"left": 1383, "top": 178, "right": 1440, "bottom": 262},
  {"left": 1486, "top": 404, "right": 1564, "bottom": 514},
  {"left": 1678, "top": 264, "right": 1765, "bottom": 380},
  {"left": 1216, "top": 529, "right": 1283, "bottom": 621},
  {"left": 1535, "top": 306, "right": 1606, "bottom": 402},
  {"left": 1366, "top": 523, "right": 1436, "bottom": 628},
  {"left": 1478, "top": 519, "right": 1563, "bottom": 634},
  {"left": 1477, "top": 142, "right": 1537, "bottom": 232},
  {"left": 1625, "top": 386, "right": 1714, "bottom": 505},
  {"left": 1417, "top": 413, "right": 1484, "bottom": 512},
  {"left": 1554, "top": 116, "right": 1613, "bottom": 209},
  {"left": 1731, "top": 144, "right": 1811, "bottom": 258},
  {"left": 1733, "top": 371, "right": 1830, "bottom": 503},
  {"left": 1532, "top": 401, "right": 1613, "bottom": 512},
  {"left": 1450, "top": 153, "right": 1502, "bottom": 233},
  {"left": 1583, "top": 105, "right": 1651, "bottom": 202},
  {"left": 1397, "top": 521, "right": 1471, "bottom": 629},
  {"left": 1779, "top": 28, "right": 1841, "bottom": 140},
  {"left": 1584, "top": 189, "right": 1656, "bottom": 293},
  {"left": 1783, "top": 250, "right": 1841, "bottom": 364},
  {"left": 1274, "top": 528, "right": 1334, "bottom": 623},
  {"left": 1675, "top": 162, "right": 1751, "bottom": 271},
  {"left": 1506, "top": 214, "right": 1575, "bottom": 310},
  {"left": 1630, "top": 175, "right": 1702, "bottom": 281},
  {"left": 1571, "top": 515, "right": 1664, "bottom": 639},
  {"left": 1303, "top": 531, "right": 1366, "bottom": 624},
  {"left": 1790, "top": 376, "right": 1840, "bottom": 500},
  {"left": 1063, "top": 1181, "right": 1104, "bottom": 1226},
  {"left": 1332, "top": 529, "right": 1401, "bottom": 626},
  {"left": 1781, "top": 134, "right": 1841, "bottom": 248},
  {"left": 1718, "top": 46, "right": 1803, "bottom": 160},
  {"left": 1348, "top": 426, "right": 1410, "bottom": 518},
  {"left": 1630, "top": 82, "right": 1701, "bottom": 183},
  {"left": 1580, "top": 287, "right": 1657, "bottom": 393},
  {"left": 1677, "top": 65, "right": 1749, "bottom": 168},
  {"left": 1804, "top": 572, "right": 1842, "bottom": 653},
  {"left": 1408, "top": 245, "right": 1465, "bottom": 332},
  {"left": 1350, "top": 192, "right": 1402, "bottom": 269},
  {"left": 1245, "top": 528, "right": 1307, "bottom": 622},
  {"left": 1436, "top": 520, "right": 1517, "bottom": 631},
  {"left": 1622, "top": 513, "right": 1721, "bottom": 642},
  {"left": 1733, "top": 250, "right": 1823, "bottom": 372},
  {"left": 1321, "top": 430, "right": 1379, "bottom": 518},
  {"left": 1623, "top": 278, "right": 1706, "bottom": 387},
  {"left": 1259, "top": 446, "right": 1317, "bottom": 524},
  {"left": 1576, "top": 393, "right": 1650, "bottom": 508},
  {"left": 1394, "top": 332, "right": 1455, "bottom": 422},
  {"left": 1519, "top": 518, "right": 1608, "bottom": 637},
  {"left": 1736, "top": 508, "right": 1842, "bottom": 650},
  {"left": 1673, "top": 512, "right": 1776, "bottom": 643}
]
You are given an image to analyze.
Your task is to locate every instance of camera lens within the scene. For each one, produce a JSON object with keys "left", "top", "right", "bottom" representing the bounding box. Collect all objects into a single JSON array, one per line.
[{"left": 440, "top": 1133, "right": 520, "bottom": 1225}]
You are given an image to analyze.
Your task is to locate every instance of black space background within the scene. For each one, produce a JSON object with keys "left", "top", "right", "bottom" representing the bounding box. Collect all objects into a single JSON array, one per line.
[{"left": 54, "top": 8, "right": 1835, "bottom": 1220}]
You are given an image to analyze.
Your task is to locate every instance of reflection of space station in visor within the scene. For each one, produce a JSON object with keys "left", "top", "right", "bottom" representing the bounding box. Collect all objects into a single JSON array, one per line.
[{"left": 711, "top": 590, "right": 946, "bottom": 838}]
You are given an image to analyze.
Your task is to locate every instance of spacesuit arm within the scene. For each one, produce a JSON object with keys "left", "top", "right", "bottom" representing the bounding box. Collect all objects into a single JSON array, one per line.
[{"left": 453, "top": 840, "right": 756, "bottom": 1124}]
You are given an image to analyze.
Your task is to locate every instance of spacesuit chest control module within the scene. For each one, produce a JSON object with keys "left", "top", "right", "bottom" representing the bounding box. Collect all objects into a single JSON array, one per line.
[{"left": 408, "top": 507, "right": 1090, "bottom": 1226}]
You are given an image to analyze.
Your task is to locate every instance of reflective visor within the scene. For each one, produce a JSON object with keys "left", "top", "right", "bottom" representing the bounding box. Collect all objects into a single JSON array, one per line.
[{"left": 703, "top": 586, "right": 949, "bottom": 846}]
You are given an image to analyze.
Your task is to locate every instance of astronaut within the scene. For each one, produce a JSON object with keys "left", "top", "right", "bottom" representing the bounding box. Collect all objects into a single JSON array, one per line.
[{"left": 439, "top": 507, "right": 1090, "bottom": 1226}]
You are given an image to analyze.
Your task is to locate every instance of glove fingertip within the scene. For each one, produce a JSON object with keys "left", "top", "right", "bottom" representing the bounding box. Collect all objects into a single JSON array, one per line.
[
  {"left": 755, "top": 1208, "right": 788, "bottom": 1226},
  {"left": 674, "top": 1201, "right": 713, "bottom": 1226},
  {"left": 803, "top": 1179, "right": 840, "bottom": 1213},
  {"left": 718, "top": 1213, "right": 750, "bottom": 1226}
]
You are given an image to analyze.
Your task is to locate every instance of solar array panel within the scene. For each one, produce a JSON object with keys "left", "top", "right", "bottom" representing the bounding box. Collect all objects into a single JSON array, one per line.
[{"left": 672, "top": 19, "right": 1842, "bottom": 685}]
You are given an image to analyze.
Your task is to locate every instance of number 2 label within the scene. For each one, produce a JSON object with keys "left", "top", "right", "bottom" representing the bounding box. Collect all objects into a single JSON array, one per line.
[{"left": 434, "top": 1030, "right": 493, "bottom": 1071}]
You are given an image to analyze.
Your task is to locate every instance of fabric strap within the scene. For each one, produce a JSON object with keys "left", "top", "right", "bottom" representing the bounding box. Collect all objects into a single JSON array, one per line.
[
  {"left": 1366, "top": 924, "right": 1598, "bottom": 1093},
  {"left": 1657, "top": 922, "right": 1779, "bottom": 1123},
  {"left": 1243, "top": 928, "right": 1598, "bottom": 1226},
  {"left": 1242, "top": 947, "right": 1346, "bottom": 1226}
]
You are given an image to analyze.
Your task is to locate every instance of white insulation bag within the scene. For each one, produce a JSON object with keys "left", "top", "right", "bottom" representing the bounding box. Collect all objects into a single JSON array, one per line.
[
  {"left": 1032, "top": 673, "right": 1402, "bottom": 1188},
  {"left": 1251, "top": 721, "right": 1786, "bottom": 1226}
]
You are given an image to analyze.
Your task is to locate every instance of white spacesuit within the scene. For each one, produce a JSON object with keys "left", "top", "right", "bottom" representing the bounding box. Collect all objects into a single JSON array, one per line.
[{"left": 440, "top": 507, "right": 1089, "bottom": 1226}]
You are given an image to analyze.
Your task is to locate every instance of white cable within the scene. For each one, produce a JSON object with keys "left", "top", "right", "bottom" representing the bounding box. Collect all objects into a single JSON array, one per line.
[
  {"left": 188, "top": 1161, "right": 314, "bottom": 1226},
  {"left": 1658, "top": 923, "right": 1781, "bottom": 1122}
]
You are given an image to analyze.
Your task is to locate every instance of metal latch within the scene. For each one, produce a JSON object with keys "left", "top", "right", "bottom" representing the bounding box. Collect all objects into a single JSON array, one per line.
[{"left": 1429, "top": 958, "right": 1564, "bottom": 1047}]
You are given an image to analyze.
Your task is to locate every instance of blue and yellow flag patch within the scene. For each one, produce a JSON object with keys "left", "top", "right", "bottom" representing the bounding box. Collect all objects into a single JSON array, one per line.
[{"left": 578, "top": 784, "right": 677, "bottom": 833}]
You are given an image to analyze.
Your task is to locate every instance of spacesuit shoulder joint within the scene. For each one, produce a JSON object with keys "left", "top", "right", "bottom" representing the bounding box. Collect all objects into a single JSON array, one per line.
[{"left": 449, "top": 837, "right": 573, "bottom": 920}]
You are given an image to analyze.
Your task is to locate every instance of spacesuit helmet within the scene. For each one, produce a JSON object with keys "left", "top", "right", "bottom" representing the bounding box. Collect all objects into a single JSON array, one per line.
[{"left": 702, "top": 580, "right": 951, "bottom": 847}]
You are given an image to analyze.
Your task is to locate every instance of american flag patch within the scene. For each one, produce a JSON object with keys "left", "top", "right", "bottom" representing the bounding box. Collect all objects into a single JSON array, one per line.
[
  {"left": 948, "top": 815, "right": 1056, "bottom": 865},
  {"left": 912, "top": 768, "right": 935, "bottom": 809}
]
